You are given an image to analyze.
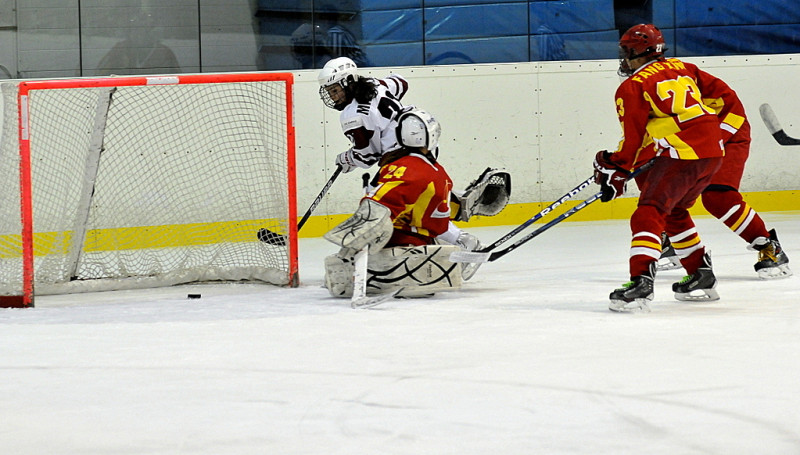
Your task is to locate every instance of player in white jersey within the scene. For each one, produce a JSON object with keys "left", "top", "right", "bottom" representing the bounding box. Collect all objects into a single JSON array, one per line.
[{"left": 318, "top": 57, "right": 512, "bottom": 280}]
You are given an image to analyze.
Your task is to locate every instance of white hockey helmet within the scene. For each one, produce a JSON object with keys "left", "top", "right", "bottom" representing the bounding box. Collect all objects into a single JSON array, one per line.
[
  {"left": 317, "top": 56, "right": 358, "bottom": 88},
  {"left": 318, "top": 57, "right": 358, "bottom": 109},
  {"left": 396, "top": 108, "right": 442, "bottom": 154}
]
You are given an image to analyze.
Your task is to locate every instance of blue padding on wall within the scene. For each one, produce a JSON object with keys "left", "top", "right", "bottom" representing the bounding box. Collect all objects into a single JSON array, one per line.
[
  {"left": 424, "top": 36, "right": 529, "bottom": 64},
  {"left": 424, "top": 4, "right": 528, "bottom": 40},
  {"left": 359, "top": 0, "right": 421, "bottom": 11},
  {"left": 361, "top": 9, "right": 423, "bottom": 44},
  {"left": 530, "top": 30, "right": 619, "bottom": 61},
  {"left": 529, "top": 0, "right": 615, "bottom": 33},
  {"left": 677, "top": 25, "right": 800, "bottom": 56},
  {"left": 425, "top": 0, "right": 524, "bottom": 5},
  {"left": 363, "top": 42, "right": 424, "bottom": 67},
  {"left": 675, "top": 0, "right": 800, "bottom": 27}
]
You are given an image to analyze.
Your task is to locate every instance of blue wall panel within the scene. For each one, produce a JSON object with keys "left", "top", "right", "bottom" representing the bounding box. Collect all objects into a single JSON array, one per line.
[
  {"left": 529, "top": 0, "right": 615, "bottom": 33},
  {"left": 531, "top": 30, "right": 618, "bottom": 61},
  {"left": 425, "top": 36, "right": 529, "bottom": 64},
  {"left": 359, "top": 0, "right": 421, "bottom": 11},
  {"left": 675, "top": 0, "right": 800, "bottom": 28},
  {"left": 363, "top": 42, "right": 424, "bottom": 66},
  {"left": 424, "top": 4, "right": 529, "bottom": 40},
  {"left": 677, "top": 25, "right": 800, "bottom": 56},
  {"left": 361, "top": 9, "right": 423, "bottom": 44}
]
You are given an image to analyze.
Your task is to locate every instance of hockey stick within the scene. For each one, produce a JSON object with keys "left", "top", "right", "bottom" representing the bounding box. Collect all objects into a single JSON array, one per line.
[
  {"left": 450, "top": 161, "right": 654, "bottom": 263},
  {"left": 474, "top": 175, "right": 595, "bottom": 254},
  {"left": 759, "top": 103, "right": 800, "bottom": 146},
  {"left": 257, "top": 165, "right": 343, "bottom": 246},
  {"left": 350, "top": 246, "right": 403, "bottom": 308}
]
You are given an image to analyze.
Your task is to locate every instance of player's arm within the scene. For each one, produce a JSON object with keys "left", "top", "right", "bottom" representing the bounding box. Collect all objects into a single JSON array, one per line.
[
  {"left": 380, "top": 74, "right": 409, "bottom": 100},
  {"left": 693, "top": 65, "right": 747, "bottom": 142},
  {"left": 336, "top": 115, "right": 383, "bottom": 171}
]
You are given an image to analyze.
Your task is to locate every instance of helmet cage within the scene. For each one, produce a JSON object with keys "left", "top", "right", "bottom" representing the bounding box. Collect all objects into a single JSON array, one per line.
[{"left": 318, "top": 57, "right": 358, "bottom": 109}]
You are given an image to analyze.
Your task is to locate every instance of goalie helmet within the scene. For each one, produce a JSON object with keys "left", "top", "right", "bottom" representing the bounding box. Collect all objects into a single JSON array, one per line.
[
  {"left": 618, "top": 24, "right": 667, "bottom": 77},
  {"left": 396, "top": 108, "right": 442, "bottom": 157},
  {"left": 318, "top": 57, "right": 358, "bottom": 109}
]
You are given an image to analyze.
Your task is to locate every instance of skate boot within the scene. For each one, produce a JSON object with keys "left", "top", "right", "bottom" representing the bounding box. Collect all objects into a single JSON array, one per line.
[
  {"left": 455, "top": 231, "right": 483, "bottom": 281},
  {"left": 609, "top": 263, "right": 655, "bottom": 313},
  {"left": 672, "top": 253, "right": 719, "bottom": 301},
  {"left": 657, "top": 232, "right": 682, "bottom": 271},
  {"left": 750, "top": 229, "right": 792, "bottom": 279}
]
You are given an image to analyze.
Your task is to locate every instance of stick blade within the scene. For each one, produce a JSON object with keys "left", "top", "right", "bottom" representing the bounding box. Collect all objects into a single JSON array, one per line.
[
  {"left": 256, "top": 228, "right": 287, "bottom": 246},
  {"left": 351, "top": 288, "right": 403, "bottom": 309},
  {"left": 448, "top": 249, "right": 492, "bottom": 263},
  {"left": 759, "top": 103, "right": 782, "bottom": 134}
]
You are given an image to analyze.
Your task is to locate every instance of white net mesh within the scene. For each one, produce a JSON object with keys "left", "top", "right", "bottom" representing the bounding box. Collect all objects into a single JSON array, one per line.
[{"left": 0, "top": 75, "right": 296, "bottom": 298}]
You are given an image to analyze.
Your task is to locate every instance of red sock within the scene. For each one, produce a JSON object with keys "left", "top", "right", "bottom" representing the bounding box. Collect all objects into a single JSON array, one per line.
[{"left": 702, "top": 190, "right": 768, "bottom": 244}]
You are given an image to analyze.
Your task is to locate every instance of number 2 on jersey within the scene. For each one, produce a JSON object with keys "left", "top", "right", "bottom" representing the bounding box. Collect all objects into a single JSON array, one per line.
[{"left": 655, "top": 75, "right": 715, "bottom": 123}]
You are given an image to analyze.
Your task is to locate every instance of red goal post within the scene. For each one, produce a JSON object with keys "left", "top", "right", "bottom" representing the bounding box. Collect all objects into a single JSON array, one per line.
[{"left": 0, "top": 73, "right": 297, "bottom": 308}]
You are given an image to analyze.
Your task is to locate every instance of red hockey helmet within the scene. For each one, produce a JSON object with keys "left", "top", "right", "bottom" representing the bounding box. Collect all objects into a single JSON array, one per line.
[
  {"left": 619, "top": 24, "right": 667, "bottom": 60},
  {"left": 618, "top": 24, "right": 667, "bottom": 76}
]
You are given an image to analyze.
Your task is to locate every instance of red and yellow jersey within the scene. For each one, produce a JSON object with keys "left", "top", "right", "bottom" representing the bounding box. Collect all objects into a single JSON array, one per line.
[
  {"left": 365, "top": 153, "right": 453, "bottom": 244},
  {"left": 612, "top": 57, "right": 725, "bottom": 171},
  {"left": 692, "top": 65, "right": 749, "bottom": 143}
]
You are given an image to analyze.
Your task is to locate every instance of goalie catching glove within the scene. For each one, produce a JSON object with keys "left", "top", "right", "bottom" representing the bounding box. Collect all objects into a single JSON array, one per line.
[
  {"left": 593, "top": 150, "right": 629, "bottom": 202},
  {"left": 451, "top": 167, "right": 511, "bottom": 222}
]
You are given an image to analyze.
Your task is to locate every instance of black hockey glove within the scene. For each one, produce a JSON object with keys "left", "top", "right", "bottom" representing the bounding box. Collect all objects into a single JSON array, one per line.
[{"left": 593, "top": 150, "right": 629, "bottom": 202}]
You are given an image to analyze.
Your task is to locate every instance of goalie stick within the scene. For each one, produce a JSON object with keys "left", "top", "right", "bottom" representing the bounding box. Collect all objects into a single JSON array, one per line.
[
  {"left": 350, "top": 246, "right": 403, "bottom": 309},
  {"left": 759, "top": 103, "right": 800, "bottom": 146},
  {"left": 257, "top": 165, "right": 343, "bottom": 246},
  {"left": 450, "top": 161, "right": 654, "bottom": 263}
]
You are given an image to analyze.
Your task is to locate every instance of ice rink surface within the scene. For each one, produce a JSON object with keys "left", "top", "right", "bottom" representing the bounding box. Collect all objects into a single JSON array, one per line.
[{"left": 2, "top": 212, "right": 799, "bottom": 454}]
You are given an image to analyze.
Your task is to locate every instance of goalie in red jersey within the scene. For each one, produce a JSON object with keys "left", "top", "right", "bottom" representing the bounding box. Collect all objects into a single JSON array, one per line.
[
  {"left": 322, "top": 108, "right": 491, "bottom": 297},
  {"left": 593, "top": 24, "right": 727, "bottom": 311}
]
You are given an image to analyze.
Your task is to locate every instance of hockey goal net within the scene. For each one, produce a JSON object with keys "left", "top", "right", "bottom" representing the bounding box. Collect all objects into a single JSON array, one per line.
[{"left": 0, "top": 73, "right": 297, "bottom": 308}]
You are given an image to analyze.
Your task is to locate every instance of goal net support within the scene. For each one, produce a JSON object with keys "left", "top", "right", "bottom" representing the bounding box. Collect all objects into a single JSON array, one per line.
[{"left": 0, "top": 73, "right": 297, "bottom": 308}]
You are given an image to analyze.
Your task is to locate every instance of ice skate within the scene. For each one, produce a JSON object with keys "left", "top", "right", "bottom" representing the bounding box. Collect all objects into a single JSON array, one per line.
[
  {"left": 609, "top": 264, "right": 655, "bottom": 313},
  {"left": 672, "top": 253, "right": 719, "bottom": 301},
  {"left": 751, "top": 229, "right": 792, "bottom": 279},
  {"left": 657, "top": 232, "right": 682, "bottom": 271}
]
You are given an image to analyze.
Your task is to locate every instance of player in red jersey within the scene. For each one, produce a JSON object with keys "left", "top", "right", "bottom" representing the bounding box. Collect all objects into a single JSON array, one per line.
[
  {"left": 654, "top": 68, "right": 791, "bottom": 279},
  {"left": 593, "top": 24, "right": 725, "bottom": 311},
  {"left": 364, "top": 108, "right": 454, "bottom": 247}
]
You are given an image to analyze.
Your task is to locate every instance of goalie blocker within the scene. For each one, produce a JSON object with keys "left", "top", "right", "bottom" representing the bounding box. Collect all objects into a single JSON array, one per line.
[{"left": 323, "top": 199, "right": 463, "bottom": 298}]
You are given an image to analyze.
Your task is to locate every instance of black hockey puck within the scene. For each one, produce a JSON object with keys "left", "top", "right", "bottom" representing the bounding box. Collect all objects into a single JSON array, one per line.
[{"left": 187, "top": 293, "right": 201, "bottom": 299}]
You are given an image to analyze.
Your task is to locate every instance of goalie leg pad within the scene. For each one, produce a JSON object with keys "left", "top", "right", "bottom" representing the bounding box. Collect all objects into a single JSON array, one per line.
[
  {"left": 324, "top": 199, "right": 393, "bottom": 256},
  {"left": 323, "top": 245, "right": 463, "bottom": 298},
  {"left": 452, "top": 168, "right": 511, "bottom": 222}
]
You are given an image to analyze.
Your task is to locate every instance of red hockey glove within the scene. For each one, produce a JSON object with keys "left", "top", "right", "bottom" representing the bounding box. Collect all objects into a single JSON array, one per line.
[{"left": 593, "top": 150, "right": 629, "bottom": 202}]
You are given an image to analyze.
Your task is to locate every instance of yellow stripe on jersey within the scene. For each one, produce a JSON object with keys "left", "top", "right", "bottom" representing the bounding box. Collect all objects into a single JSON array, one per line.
[
  {"left": 722, "top": 112, "right": 745, "bottom": 130},
  {"left": 371, "top": 180, "right": 403, "bottom": 202},
  {"left": 411, "top": 182, "right": 436, "bottom": 228}
]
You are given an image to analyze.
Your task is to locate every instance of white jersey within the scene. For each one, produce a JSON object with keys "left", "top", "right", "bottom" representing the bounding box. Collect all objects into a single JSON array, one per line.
[{"left": 339, "top": 74, "right": 409, "bottom": 169}]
